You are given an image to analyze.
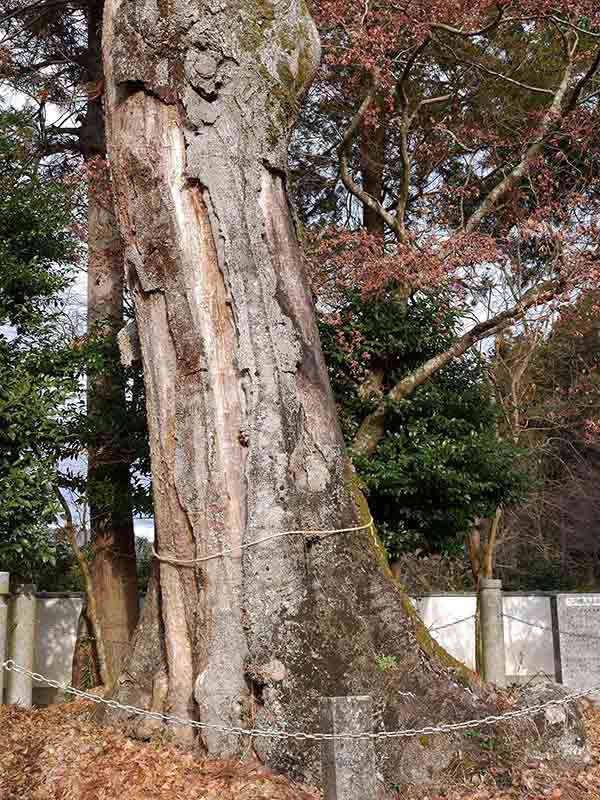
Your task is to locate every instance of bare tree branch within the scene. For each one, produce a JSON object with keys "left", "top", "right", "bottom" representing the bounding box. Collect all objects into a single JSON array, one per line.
[
  {"left": 456, "top": 59, "right": 555, "bottom": 96},
  {"left": 395, "top": 118, "right": 411, "bottom": 239},
  {"left": 0, "top": 0, "right": 75, "bottom": 26},
  {"left": 549, "top": 15, "right": 600, "bottom": 40},
  {"left": 463, "top": 48, "right": 575, "bottom": 234},
  {"left": 352, "top": 279, "right": 558, "bottom": 458},
  {"left": 431, "top": 7, "right": 505, "bottom": 38},
  {"left": 55, "top": 487, "right": 113, "bottom": 688},
  {"left": 393, "top": 37, "right": 434, "bottom": 240},
  {"left": 396, "top": 36, "right": 431, "bottom": 111},
  {"left": 566, "top": 46, "right": 600, "bottom": 113}
]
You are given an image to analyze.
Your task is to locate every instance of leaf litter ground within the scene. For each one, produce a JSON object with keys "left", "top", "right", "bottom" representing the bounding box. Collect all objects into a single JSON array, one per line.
[{"left": 1, "top": 699, "right": 600, "bottom": 799}]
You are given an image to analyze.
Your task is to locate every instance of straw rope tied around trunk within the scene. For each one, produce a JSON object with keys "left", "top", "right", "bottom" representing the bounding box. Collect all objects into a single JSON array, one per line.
[
  {"left": 2, "top": 659, "right": 599, "bottom": 741},
  {"left": 152, "top": 518, "right": 375, "bottom": 566}
]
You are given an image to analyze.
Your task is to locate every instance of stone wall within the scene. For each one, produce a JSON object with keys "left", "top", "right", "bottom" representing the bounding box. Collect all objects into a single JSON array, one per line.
[
  {"left": 3, "top": 590, "right": 600, "bottom": 704},
  {"left": 3, "top": 592, "right": 83, "bottom": 705},
  {"left": 414, "top": 591, "right": 599, "bottom": 690}
]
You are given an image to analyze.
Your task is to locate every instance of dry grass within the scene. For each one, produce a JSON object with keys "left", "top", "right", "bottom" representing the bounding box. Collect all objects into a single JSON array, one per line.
[{"left": 2, "top": 700, "right": 600, "bottom": 799}]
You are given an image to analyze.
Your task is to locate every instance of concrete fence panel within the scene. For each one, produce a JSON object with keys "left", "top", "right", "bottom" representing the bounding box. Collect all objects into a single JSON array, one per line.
[
  {"left": 412, "top": 593, "right": 477, "bottom": 669},
  {"left": 503, "top": 594, "right": 555, "bottom": 681},
  {"left": 3, "top": 589, "right": 600, "bottom": 705},
  {"left": 33, "top": 594, "right": 84, "bottom": 704}
]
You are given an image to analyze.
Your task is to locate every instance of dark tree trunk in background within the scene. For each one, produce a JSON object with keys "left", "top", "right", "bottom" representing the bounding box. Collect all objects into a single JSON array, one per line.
[
  {"left": 71, "top": 605, "right": 101, "bottom": 689},
  {"left": 0, "top": 0, "right": 139, "bottom": 685},
  {"left": 84, "top": 0, "right": 138, "bottom": 683},
  {"left": 101, "top": 0, "right": 586, "bottom": 789},
  {"left": 360, "top": 105, "right": 386, "bottom": 240}
]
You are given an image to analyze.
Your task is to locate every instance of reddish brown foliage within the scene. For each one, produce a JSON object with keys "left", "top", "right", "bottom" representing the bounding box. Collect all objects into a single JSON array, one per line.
[{"left": 300, "top": 2, "right": 600, "bottom": 331}]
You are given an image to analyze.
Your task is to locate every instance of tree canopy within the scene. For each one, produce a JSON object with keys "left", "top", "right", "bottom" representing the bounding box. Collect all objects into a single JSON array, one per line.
[
  {"left": 293, "top": 3, "right": 600, "bottom": 465},
  {"left": 320, "top": 290, "right": 529, "bottom": 558}
]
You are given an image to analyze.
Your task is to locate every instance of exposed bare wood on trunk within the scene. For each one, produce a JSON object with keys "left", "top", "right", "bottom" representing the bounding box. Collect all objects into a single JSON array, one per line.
[{"left": 84, "top": 0, "right": 138, "bottom": 683}]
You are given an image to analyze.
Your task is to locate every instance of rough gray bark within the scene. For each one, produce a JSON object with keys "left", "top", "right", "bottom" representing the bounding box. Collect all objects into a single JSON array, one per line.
[{"left": 101, "top": 0, "right": 588, "bottom": 790}]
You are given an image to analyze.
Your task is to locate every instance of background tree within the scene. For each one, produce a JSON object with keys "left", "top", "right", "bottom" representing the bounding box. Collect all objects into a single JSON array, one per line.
[
  {"left": 492, "top": 295, "right": 600, "bottom": 589},
  {"left": 319, "top": 289, "right": 529, "bottom": 561},
  {"left": 0, "top": 0, "right": 142, "bottom": 682},
  {"left": 293, "top": 2, "right": 600, "bottom": 465},
  {"left": 0, "top": 108, "right": 80, "bottom": 579}
]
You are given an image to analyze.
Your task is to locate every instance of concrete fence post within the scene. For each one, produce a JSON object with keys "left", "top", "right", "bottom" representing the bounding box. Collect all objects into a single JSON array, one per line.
[
  {"left": 479, "top": 577, "right": 506, "bottom": 687},
  {"left": 0, "top": 572, "right": 9, "bottom": 702},
  {"left": 320, "top": 696, "right": 377, "bottom": 800},
  {"left": 6, "top": 583, "right": 37, "bottom": 707}
]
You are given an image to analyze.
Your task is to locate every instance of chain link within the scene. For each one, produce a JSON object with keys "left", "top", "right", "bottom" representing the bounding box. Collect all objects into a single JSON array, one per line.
[
  {"left": 3, "top": 659, "right": 598, "bottom": 742},
  {"left": 502, "top": 612, "right": 600, "bottom": 642},
  {"left": 428, "top": 614, "right": 476, "bottom": 632},
  {"left": 425, "top": 611, "right": 600, "bottom": 642}
]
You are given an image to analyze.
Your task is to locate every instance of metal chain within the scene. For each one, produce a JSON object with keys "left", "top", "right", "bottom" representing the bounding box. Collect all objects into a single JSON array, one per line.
[
  {"left": 153, "top": 518, "right": 374, "bottom": 566},
  {"left": 502, "top": 612, "right": 600, "bottom": 642},
  {"left": 424, "top": 612, "right": 600, "bottom": 642},
  {"left": 3, "top": 659, "right": 598, "bottom": 742},
  {"left": 428, "top": 614, "right": 476, "bottom": 632}
]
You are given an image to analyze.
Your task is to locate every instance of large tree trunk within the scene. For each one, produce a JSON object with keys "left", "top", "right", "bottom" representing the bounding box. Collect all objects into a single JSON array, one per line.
[
  {"left": 83, "top": 0, "right": 138, "bottom": 683},
  {"left": 101, "top": 0, "right": 586, "bottom": 789}
]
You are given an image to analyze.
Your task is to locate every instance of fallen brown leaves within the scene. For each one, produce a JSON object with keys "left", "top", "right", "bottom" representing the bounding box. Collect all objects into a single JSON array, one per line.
[
  {"left": 2, "top": 701, "right": 600, "bottom": 799},
  {"left": 0, "top": 702, "right": 319, "bottom": 800}
]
